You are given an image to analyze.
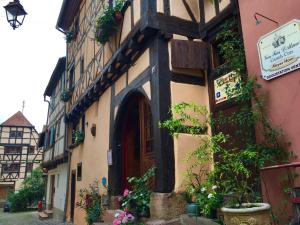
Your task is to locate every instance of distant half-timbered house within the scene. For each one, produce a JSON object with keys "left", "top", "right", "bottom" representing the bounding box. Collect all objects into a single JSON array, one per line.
[
  {"left": 55, "top": 0, "right": 238, "bottom": 223},
  {"left": 0, "top": 112, "right": 42, "bottom": 205}
]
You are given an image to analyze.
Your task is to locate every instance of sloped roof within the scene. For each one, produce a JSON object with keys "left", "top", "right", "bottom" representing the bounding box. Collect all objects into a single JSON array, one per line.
[
  {"left": 1, "top": 111, "right": 33, "bottom": 127},
  {"left": 44, "top": 57, "right": 66, "bottom": 97},
  {"left": 56, "top": 0, "right": 80, "bottom": 31}
]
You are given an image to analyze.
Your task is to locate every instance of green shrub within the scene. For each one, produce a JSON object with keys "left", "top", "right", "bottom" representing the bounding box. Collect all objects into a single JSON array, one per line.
[{"left": 8, "top": 167, "right": 45, "bottom": 212}]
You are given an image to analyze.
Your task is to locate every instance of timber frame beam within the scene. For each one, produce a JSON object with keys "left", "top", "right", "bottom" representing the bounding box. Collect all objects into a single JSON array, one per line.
[{"left": 66, "top": 12, "right": 200, "bottom": 122}]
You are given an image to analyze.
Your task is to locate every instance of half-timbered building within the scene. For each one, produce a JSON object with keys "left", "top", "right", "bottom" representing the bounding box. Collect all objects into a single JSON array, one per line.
[
  {"left": 42, "top": 57, "right": 69, "bottom": 214},
  {"left": 0, "top": 112, "right": 42, "bottom": 206},
  {"left": 56, "top": 0, "right": 239, "bottom": 223}
]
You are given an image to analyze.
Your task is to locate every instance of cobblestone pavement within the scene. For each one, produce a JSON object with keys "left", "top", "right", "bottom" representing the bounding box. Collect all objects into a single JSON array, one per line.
[{"left": 0, "top": 210, "right": 73, "bottom": 225}]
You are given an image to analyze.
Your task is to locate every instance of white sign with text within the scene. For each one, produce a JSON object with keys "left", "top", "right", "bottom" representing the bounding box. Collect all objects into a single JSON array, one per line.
[{"left": 258, "top": 19, "right": 300, "bottom": 80}]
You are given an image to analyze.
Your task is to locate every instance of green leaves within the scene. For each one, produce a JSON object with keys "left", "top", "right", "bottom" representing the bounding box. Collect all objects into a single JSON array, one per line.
[
  {"left": 95, "top": 0, "right": 125, "bottom": 44},
  {"left": 8, "top": 168, "right": 45, "bottom": 212},
  {"left": 121, "top": 167, "right": 155, "bottom": 218},
  {"left": 77, "top": 181, "right": 103, "bottom": 225}
]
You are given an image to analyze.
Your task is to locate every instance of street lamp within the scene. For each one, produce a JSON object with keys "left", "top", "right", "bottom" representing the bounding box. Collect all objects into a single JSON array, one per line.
[{"left": 4, "top": 0, "right": 27, "bottom": 30}]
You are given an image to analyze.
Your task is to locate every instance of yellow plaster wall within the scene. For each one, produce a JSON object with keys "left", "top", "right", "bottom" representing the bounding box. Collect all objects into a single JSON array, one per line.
[
  {"left": 157, "top": 0, "right": 164, "bottom": 13},
  {"left": 204, "top": 0, "right": 216, "bottom": 22},
  {"left": 170, "top": 0, "right": 200, "bottom": 22},
  {"left": 173, "top": 133, "right": 211, "bottom": 192},
  {"left": 170, "top": 81, "right": 211, "bottom": 192},
  {"left": 133, "top": 0, "right": 141, "bottom": 25},
  {"left": 128, "top": 49, "right": 150, "bottom": 84},
  {"left": 66, "top": 88, "right": 111, "bottom": 225},
  {"left": 120, "top": 6, "right": 132, "bottom": 43},
  {"left": 219, "top": 0, "right": 230, "bottom": 11},
  {"left": 142, "top": 81, "right": 151, "bottom": 100},
  {"left": 115, "top": 73, "right": 127, "bottom": 95}
]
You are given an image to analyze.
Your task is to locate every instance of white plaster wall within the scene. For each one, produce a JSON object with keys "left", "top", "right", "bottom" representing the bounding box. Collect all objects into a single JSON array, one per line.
[{"left": 46, "top": 163, "right": 68, "bottom": 211}]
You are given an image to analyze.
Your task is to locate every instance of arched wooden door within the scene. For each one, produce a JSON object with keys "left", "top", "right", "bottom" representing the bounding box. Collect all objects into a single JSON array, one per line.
[{"left": 121, "top": 94, "right": 154, "bottom": 190}]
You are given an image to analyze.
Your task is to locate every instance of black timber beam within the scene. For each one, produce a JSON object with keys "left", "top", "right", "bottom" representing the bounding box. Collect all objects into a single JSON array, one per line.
[
  {"left": 150, "top": 36, "right": 175, "bottom": 193},
  {"left": 66, "top": 11, "right": 202, "bottom": 122}
]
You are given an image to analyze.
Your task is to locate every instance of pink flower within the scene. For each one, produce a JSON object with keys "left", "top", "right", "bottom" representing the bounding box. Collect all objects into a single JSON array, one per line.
[
  {"left": 122, "top": 217, "right": 128, "bottom": 224},
  {"left": 123, "top": 189, "right": 129, "bottom": 197},
  {"left": 127, "top": 213, "right": 134, "bottom": 220},
  {"left": 113, "top": 219, "right": 121, "bottom": 225}
]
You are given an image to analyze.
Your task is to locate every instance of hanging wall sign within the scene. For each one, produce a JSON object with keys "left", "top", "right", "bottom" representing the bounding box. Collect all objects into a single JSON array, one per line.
[
  {"left": 214, "top": 71, "right": 241, "bottom": 104},
  {"left": 258, "top": 19, "right": 300, "bottom": 80}
]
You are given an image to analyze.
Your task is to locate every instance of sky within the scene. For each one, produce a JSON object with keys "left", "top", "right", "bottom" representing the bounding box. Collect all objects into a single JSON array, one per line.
[{"left": 0, "top": 0, "right": 66, "bottom": 132}]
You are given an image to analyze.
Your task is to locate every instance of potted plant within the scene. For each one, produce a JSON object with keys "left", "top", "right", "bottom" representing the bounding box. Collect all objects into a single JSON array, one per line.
[
  {"left": 118, "top": 167, "right": 155, "bottom": 221},
  {"left": 95, "top": 0, "right": 125, "bottom": 44},
  {"left": 181, "top": 191, "right": 201, "bottom": 217},
  {"left": 60, "top": 89, "right": 71, "bottom": 102},
  {"left": 75, "top": 130, "right": 84, "bottom": 145},
  {"left": 65, "top": 31, "right": 74, "bottom": 43},
  {"left": 76, "top": 181, "right": 103, "bottom": 225}
]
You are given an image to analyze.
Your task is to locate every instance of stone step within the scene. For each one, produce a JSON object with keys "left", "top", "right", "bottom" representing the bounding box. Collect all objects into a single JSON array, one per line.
[
  {"left": 103, "top": 209, "right": 121, "bottom": 223},
  {"left": 93, "top": 223, "right": 110, "bottom": 225},
  {"left": 39, "top": 212, "right": 49, "bottom": 220},
  {"left": 180, "top": 215, "right": 220, "bottom": 225},
  {"left": 44, "top": 209, "right": 53, "bottom": 218},
  {"left": 144, "top": 219, "right": 181, "bottom": 225}
]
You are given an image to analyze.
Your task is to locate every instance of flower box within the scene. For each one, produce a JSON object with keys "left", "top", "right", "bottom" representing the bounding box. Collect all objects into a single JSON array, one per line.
[
  {"left": 60, "top": 90, "right": 71, "bottom": 102},
  {"left": 95, "top": 0, "right": 126, "bottom": 44}
]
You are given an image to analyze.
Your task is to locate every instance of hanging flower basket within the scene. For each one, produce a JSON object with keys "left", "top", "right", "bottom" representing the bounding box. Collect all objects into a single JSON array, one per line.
[
  {"left": 65, "top": 31, "right": 74, "bottom": 43},
  {"left": 95, "top": 0, "right": 125, "bottom": 44},
  {"left": 60, "top": 90, "right": 71, "bottom": 102}
]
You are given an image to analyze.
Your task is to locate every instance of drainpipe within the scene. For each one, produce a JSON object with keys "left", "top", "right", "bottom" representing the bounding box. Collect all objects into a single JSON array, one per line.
[
  {"left": 43, "top": 95, "right": 50, "bottom": 210},
  {"left": 63, "top": 127, "right": 72, "bottom": 222},
  {"left": 62, "top": 55, "right": 71, "bottom": 222}
]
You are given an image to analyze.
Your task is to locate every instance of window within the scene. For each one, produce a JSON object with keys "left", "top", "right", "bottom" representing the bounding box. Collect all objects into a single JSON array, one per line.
[
  {"left": 60, "top": 72, "right": 66, "bottom": 92},
  {"left": 211, "top": 40, "right": 225, "bottom": 69},
  {"left": 50, "top": 94, "right": 56, "bottom": 112},
  {"left": 4, "top": 146, "right": 22, "bottom": 154},
  {"left": 69, "top": 64, "right": 75, "bottom": 91},
  {"left": 80, "top": 56, "right": 84, "bottom": 78},
  {"left": 26, "top": 163, "right": 33, "bottom": 173},
  {"left": 49, "top": 126, "right": 56, "bottom": 147},
  {"left": 9, "top": 131, "right": 23, "bottom": 139},
  {"left": 71, "top": 115, "right": 85, "bottom": 145},
  {"left": 2, "top": 163, "right": 20, "bottom": 173},
  {"left": 28, "top": 146, "right": 35, "bottom": 154},
  {"left": 77, "top": 163, "right": 82, "bottom": 181},
  {"left": 56, "top": 120, "right": 61, "bottom": 138}
]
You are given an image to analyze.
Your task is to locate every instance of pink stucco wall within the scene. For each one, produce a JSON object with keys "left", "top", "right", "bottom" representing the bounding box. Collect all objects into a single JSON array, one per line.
[
  {"left": 239, "top": 0, "right": 300, "bottom": 158},
  {"left": 238, "top": 0, "right": 300, "bottom": 223}
]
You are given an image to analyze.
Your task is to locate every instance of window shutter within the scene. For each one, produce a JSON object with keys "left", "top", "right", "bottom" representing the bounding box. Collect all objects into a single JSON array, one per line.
[{"left": 171, "top": 40, "right": 208, "bottom": 71}]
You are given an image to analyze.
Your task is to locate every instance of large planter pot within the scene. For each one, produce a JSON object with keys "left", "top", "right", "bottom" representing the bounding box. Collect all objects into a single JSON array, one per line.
[
  {"left": 221, "top": 203, "right": 271, "bottom": 225},
  {"left": 186, "top": 202, "right": 201, "bottom": 217}
]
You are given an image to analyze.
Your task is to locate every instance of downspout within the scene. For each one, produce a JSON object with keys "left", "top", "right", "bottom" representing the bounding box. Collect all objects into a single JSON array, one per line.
[
  {"left": 63, "top": 117, "right": 72, "bottom": 222},
  {"left": 43, "top": 95, "right": 50, "bottom": 210}
]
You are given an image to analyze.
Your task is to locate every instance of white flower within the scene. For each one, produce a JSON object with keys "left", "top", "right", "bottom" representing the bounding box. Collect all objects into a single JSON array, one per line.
[
  {"left": 201, "top": 187, "right": 206, "bottom": 192},
  {"left": 207, "top": 193, "right": 213, "bottom": 199},
  {"left": 212, "top": 185, "right": 217, "bottom": 190},
  {"left": 114, "top": 213, "right": 119, "bottom": 218}
]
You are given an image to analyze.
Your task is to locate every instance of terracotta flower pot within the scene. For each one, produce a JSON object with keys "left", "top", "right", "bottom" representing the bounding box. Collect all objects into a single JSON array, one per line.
[
  {"left": 114, "top": 11, "right": 123, "bottom": 23},
  {"left": 221, "top": 203, "right": 271, "bottom": 225}
]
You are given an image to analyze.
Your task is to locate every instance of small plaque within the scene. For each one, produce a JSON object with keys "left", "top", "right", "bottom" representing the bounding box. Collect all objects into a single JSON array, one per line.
[
  {"left": 258, "top": 19, "right": 300, "bottom": 80},
  {"left": 214, "top": 71, "right": 241, "bottom": 104}
]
